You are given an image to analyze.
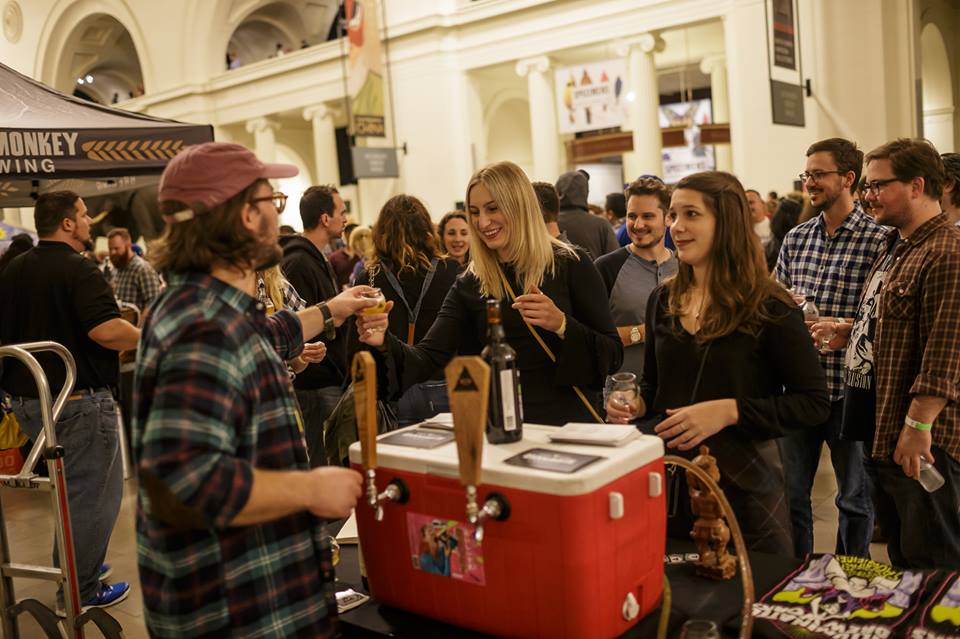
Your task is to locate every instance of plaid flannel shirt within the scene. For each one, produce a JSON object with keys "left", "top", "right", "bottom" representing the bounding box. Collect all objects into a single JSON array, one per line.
[
  {"left": 133, "top": 272, "right": 337, "bottom": 638},
  {"left": 110, "top": 254, "right": 164, "bottom": 312},
  {"left": 256, "top": 273, "right": 307, "bottom": 312},
  {"left": 868, "top": 214, "right": 960, "bottom": 462},
  {"left": 775, "top": 205, "right": 887, "bottom": 401}
]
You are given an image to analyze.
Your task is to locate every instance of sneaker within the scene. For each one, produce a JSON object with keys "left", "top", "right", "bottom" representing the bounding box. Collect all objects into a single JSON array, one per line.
[
  {"left": 99, "top": 563, "right": 112, "bottom": 581},
  {"left": 83, "top": 581, "right": 130, "bottom": 609},
  {"left": 56, "top": 582, "right": 130, "bottom": 617}
]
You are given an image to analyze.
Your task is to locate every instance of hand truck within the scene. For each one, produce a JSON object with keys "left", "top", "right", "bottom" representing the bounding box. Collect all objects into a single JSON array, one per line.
[{"left": 0, "top": 341, "right": 123, "bottom": 638}]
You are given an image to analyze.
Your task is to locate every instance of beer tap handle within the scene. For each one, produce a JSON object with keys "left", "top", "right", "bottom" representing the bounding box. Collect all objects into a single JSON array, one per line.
[
  {"left": 445, "top": 356, "right": 490, "bottom": 531},
  {"left": 352, "top": 352, "right": 379, "bottom": 510}
]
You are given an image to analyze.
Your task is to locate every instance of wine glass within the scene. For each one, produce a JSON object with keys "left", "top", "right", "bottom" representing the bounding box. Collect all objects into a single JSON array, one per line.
[
  {"left": 608, "top": 372, "right": 641, "bottom": 420},
  {"left": 360, "top": 287, "right": 387, "bottom": 315}
]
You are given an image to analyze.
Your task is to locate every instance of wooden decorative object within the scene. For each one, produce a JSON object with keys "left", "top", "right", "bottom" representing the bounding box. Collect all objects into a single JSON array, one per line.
[
  {"left": 444, "top": 356, "right": 490, "bottom": 489},
  {"left": 687, "top": 445, "right": 737, "bottom": 580},
  {"left": 352, "top": 351, "right": 378, "bottom": 472}
]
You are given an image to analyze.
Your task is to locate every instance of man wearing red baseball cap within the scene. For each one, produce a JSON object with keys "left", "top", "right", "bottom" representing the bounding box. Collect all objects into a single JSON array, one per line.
[{"left": 132, "top": 142, "right": 380, "bottom": 636}]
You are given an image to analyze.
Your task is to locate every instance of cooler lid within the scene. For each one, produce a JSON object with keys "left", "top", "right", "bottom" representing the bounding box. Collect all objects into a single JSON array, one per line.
[{"left": 347, "top": 424, "right": 663, "bottom": 497}]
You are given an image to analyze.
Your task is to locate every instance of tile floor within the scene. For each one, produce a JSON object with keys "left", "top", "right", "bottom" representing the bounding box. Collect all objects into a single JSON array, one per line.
[{"left": 1, "top": 445, "right": 890, "bottom": 638}]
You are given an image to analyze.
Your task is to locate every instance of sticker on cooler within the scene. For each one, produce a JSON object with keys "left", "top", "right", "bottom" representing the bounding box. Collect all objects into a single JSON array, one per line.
[
  {"left": 407, "top": 513, "right": 486, "bottom": 585},
  {"left": 500, "top": 368, "right": 516, "bottom": 431}
]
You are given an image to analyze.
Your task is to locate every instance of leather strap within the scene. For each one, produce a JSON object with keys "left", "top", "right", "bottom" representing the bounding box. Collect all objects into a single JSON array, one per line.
[{"left": 497, "top": 269, "right": 604, "bottom": 424}]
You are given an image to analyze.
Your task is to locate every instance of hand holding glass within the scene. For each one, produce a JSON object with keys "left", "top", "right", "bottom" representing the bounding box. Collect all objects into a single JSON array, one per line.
[
  {"left": 360, "top": 288, "right": 387, "bottom": 315},
  {"left": 608, "top": 373, "right": 641, "bottom": 420}
]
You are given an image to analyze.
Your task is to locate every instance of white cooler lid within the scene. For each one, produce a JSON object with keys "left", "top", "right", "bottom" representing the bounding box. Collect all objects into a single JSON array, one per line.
[{"left": 347, "top": 424, "right": 663, "bottom": 497}]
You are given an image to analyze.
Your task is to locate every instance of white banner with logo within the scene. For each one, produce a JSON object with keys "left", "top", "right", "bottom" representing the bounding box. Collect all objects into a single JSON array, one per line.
[{"left": 554, "top": 60, "right": 627, "bottom": 134}]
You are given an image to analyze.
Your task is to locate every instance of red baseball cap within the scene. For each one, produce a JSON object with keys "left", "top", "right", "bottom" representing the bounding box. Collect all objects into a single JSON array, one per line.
[{"left": 159, "top": 142, "right": 298, "bottom": 222}]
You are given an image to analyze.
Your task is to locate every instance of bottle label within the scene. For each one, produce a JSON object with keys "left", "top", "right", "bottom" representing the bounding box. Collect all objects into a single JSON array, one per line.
[{"left": 500, "top": 369, "right": 517, "bottom": 431}]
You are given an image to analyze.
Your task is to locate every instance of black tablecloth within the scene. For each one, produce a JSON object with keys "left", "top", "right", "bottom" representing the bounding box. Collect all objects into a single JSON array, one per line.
[{"left": 335, "top": 539, "right": 802, "bottom": 638}]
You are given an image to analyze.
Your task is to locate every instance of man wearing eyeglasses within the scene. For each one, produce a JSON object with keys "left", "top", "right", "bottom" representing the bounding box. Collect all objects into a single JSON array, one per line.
[
  {"left": 817, "top": 139, "right": 960, "bottom": 569},
  {"left": 280, "top": 185, "right": 352, "bottom": 466},
  {"left": 774, "top": 138, "right": 886, "bottom": 560},
  {"left": 135, "top": 142, "right": 376, "bottom": 636}
]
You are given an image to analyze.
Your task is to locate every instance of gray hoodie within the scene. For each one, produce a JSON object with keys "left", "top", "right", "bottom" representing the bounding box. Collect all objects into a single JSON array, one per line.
[{"left": 555, "top": 170, "right": 618, "bottom": 260}]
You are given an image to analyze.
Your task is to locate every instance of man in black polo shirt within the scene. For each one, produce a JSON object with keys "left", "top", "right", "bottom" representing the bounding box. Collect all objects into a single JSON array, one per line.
[{"left": 0, "top": 191, "right": 139, "bottom": 613}]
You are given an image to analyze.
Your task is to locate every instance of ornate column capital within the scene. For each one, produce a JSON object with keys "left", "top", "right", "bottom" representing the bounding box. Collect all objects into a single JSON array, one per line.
[
  {"left": 614, "top": 33, "right": 665, "bottom": 58},
  {"left": 515, "top": 55, "right": 551, "bottom": 78},
  {"left": 699, "top": 54, "right": 727, "bottom": 76},
  {"left": 302, "top": 104, "right": 343, "bottom": 123},
  {"left": 245, "top": 116, "right": 280, "bottom": 135}
]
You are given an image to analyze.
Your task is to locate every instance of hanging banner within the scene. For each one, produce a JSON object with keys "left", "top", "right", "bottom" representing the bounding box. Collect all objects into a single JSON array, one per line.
[
  {"left": 554, "top": 59, "right": 627, "bottom": 134},
  {"left": 659, "top": 99, "right": 715, "bottom": 184},
  {"left": 346, "top": 0, "right": 386, "bottom": 137},
  {"left": 765, "top": 0, "right": 806, "bottom": 127}
]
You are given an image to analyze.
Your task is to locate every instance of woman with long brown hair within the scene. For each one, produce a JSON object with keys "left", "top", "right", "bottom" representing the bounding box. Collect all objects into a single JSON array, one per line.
[
  {"left": 353, "top": 194, "right": 461, "bottom": 424},
  {"left": 607, "top": 171, "right": 829, "bottom": 554}
]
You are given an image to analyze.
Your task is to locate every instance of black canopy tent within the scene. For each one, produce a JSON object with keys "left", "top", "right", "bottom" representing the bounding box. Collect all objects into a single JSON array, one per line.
[{"left": 0, "top": 61, "right": 213, "bottom": 210}]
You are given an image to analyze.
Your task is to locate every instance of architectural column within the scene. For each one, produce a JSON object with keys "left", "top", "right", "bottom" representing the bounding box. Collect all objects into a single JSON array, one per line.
[
  {"left": 303, "top": 104, "right": 342, "bottom": 186},
  {"left": 617, "top": 33, "right": 665, "bottom": 181},
  {"left": 245, "top": 116, "right": 280, "bottom": 164},
  {"left": 515, "top": 55, "right": 561, "bottom": 181},
  {"left": 700, "top": 54, "right": 732, "bottom": 172}
]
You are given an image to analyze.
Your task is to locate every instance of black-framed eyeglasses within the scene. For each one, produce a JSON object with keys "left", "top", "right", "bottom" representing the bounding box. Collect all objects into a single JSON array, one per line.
[
  {"left": 250, "top": 192, "right": 288, "bottom": 214},
  {"left": 798, "top": 170, "right": 842, "bottom": 183},
  {"left": 860, "top": 178, "right": 900, "bottom": 196}
]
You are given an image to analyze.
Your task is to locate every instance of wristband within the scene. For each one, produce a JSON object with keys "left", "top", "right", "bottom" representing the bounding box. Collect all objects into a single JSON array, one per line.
[
  {"left": 314, "top": 302, "right": 336, "bottom": 340},
  {"left": 905, "top": 416, "right": 933, "bottom": 431},
  {"left": 556, "top": 314, "right": 567, "bottom": 339}
]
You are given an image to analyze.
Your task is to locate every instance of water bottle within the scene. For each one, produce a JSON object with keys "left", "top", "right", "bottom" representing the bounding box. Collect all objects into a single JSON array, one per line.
[
  {"left": 801, "top": 294, "right": 819, "bottom": 322},
  {"left": 919, "top": 458, "right": 945, "bottom": 492}
]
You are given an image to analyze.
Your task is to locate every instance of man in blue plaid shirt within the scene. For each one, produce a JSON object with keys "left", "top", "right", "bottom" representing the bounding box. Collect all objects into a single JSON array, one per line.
[{"left": 775, "top": 138, "right": 887, "bottom": 559}]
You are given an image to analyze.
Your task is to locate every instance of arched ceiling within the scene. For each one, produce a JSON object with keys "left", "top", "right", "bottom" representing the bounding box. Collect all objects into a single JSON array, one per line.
[{"left": 58, "top": 14, "right": 144, "bottom": 104}]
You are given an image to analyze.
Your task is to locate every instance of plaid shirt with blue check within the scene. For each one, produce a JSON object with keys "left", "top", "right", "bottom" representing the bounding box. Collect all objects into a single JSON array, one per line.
[{"left": 775, "top": 204, "right": 887, "bottom": 401}]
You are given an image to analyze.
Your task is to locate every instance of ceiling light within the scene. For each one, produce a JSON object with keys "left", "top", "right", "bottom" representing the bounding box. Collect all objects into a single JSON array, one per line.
[
  {"left": 85, "top": 74, "right": 94, "bottom": 83},
  {"left": 626, "top": 91, "right": 636, "bottom": 102},
  {"left": 77, "top": 78, "right": 84, "bottom": 84}
]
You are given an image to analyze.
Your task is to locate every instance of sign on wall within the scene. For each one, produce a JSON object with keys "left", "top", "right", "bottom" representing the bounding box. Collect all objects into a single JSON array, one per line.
[
  {"left": 346, "top": 0, "right": 386, "bottom": 137},
  {"left": 658, "top": 99, "right": 715, "bottom": 184},
  {"left": 554, "top": 59, "right": 628, "bottom": 134},
  {"left": 765, "top": 0, "right": 806, "bottom": 127}
]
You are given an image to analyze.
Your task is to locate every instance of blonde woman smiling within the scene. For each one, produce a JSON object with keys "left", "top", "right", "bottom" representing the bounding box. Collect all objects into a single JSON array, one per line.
[{"left": 358, "top": 161, "right": 622, "bottom": 425}]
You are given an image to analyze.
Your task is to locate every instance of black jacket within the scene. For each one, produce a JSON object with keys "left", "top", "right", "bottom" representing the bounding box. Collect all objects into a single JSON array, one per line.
[{"left": 280, "top": 235, "right": 346, "bottom": 390}]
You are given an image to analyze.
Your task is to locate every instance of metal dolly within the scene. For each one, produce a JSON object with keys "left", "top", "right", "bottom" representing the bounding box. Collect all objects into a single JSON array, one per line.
[{"left": 0, "top": 341, "right": 123, "bottom": 638}]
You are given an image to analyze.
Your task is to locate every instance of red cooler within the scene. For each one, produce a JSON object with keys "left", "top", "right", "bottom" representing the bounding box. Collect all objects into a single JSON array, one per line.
[{"left": 349, "top": 423, "right": 666, "bottom": 638}]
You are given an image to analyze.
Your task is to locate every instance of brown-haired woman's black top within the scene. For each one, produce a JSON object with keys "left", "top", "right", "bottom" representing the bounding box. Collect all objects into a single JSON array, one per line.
[{"left": 640, "top": 285, "right": 829, "bottom": 554}]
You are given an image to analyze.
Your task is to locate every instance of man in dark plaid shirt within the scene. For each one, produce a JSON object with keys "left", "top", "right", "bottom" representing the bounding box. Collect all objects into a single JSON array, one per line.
[
  {"left": 775, "top": 138, "right": 886, "bottom": 559},
  {"left": 134, "top": 142, "right": 378, "bottom": 637},
  {"left": 106, "top": 227, "right": 164, "bottom": 312},
  {"left": 822, "top": 139, "right": 960, "bottom": 569}
]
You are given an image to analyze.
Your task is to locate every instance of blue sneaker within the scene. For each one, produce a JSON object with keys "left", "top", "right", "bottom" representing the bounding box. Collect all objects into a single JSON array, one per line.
[
  {"left": 55, "top": 581, "right": 130, "bottom": 617},
  {"left": 98, "top": 563, "right": 112, "bottom": 581},
  {"left": 83, "top": 581, "right": 130, "bottom": 609}
]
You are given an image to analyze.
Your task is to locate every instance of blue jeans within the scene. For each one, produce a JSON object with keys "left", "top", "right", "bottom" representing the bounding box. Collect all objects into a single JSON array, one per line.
[
  {"left": 12, "top": 390, "right": 124, "bottom": 602},
  {"left": 780, "top": 399, "right": 874, "bottom": 558},
  {"left": 865, "top": 446, "right": 960, "bottom": 569}
]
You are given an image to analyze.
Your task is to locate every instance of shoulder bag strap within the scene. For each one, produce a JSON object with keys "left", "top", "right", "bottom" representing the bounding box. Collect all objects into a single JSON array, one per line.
[
  {"left": 496, "top": 268, "right": 604, "bottom": 423},
  {"left": 381, "top": 258, "right": 439, "bottom": 345}
]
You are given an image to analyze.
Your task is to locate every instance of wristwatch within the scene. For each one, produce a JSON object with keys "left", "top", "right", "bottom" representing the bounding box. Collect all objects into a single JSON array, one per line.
[
  {"left": 629, "top": 325, "right": 642, "bottom": 344},
  {"left": 314, "top": 301, "right": 336, "bottom": 340}
]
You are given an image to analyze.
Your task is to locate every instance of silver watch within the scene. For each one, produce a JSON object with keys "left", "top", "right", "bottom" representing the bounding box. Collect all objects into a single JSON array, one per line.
[{"left": 629, "top": 325, "right": 642, "bottom": 344}]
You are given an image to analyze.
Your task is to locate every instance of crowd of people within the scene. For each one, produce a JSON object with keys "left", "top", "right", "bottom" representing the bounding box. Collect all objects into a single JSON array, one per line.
[{"left": 0, "top": 137, "right": 958, "bottom": 636}]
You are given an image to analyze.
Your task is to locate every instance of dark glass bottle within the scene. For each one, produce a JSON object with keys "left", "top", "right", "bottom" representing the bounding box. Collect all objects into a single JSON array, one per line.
[{"left": 481, "top": 299, "right": 523, "bottom": 444}]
